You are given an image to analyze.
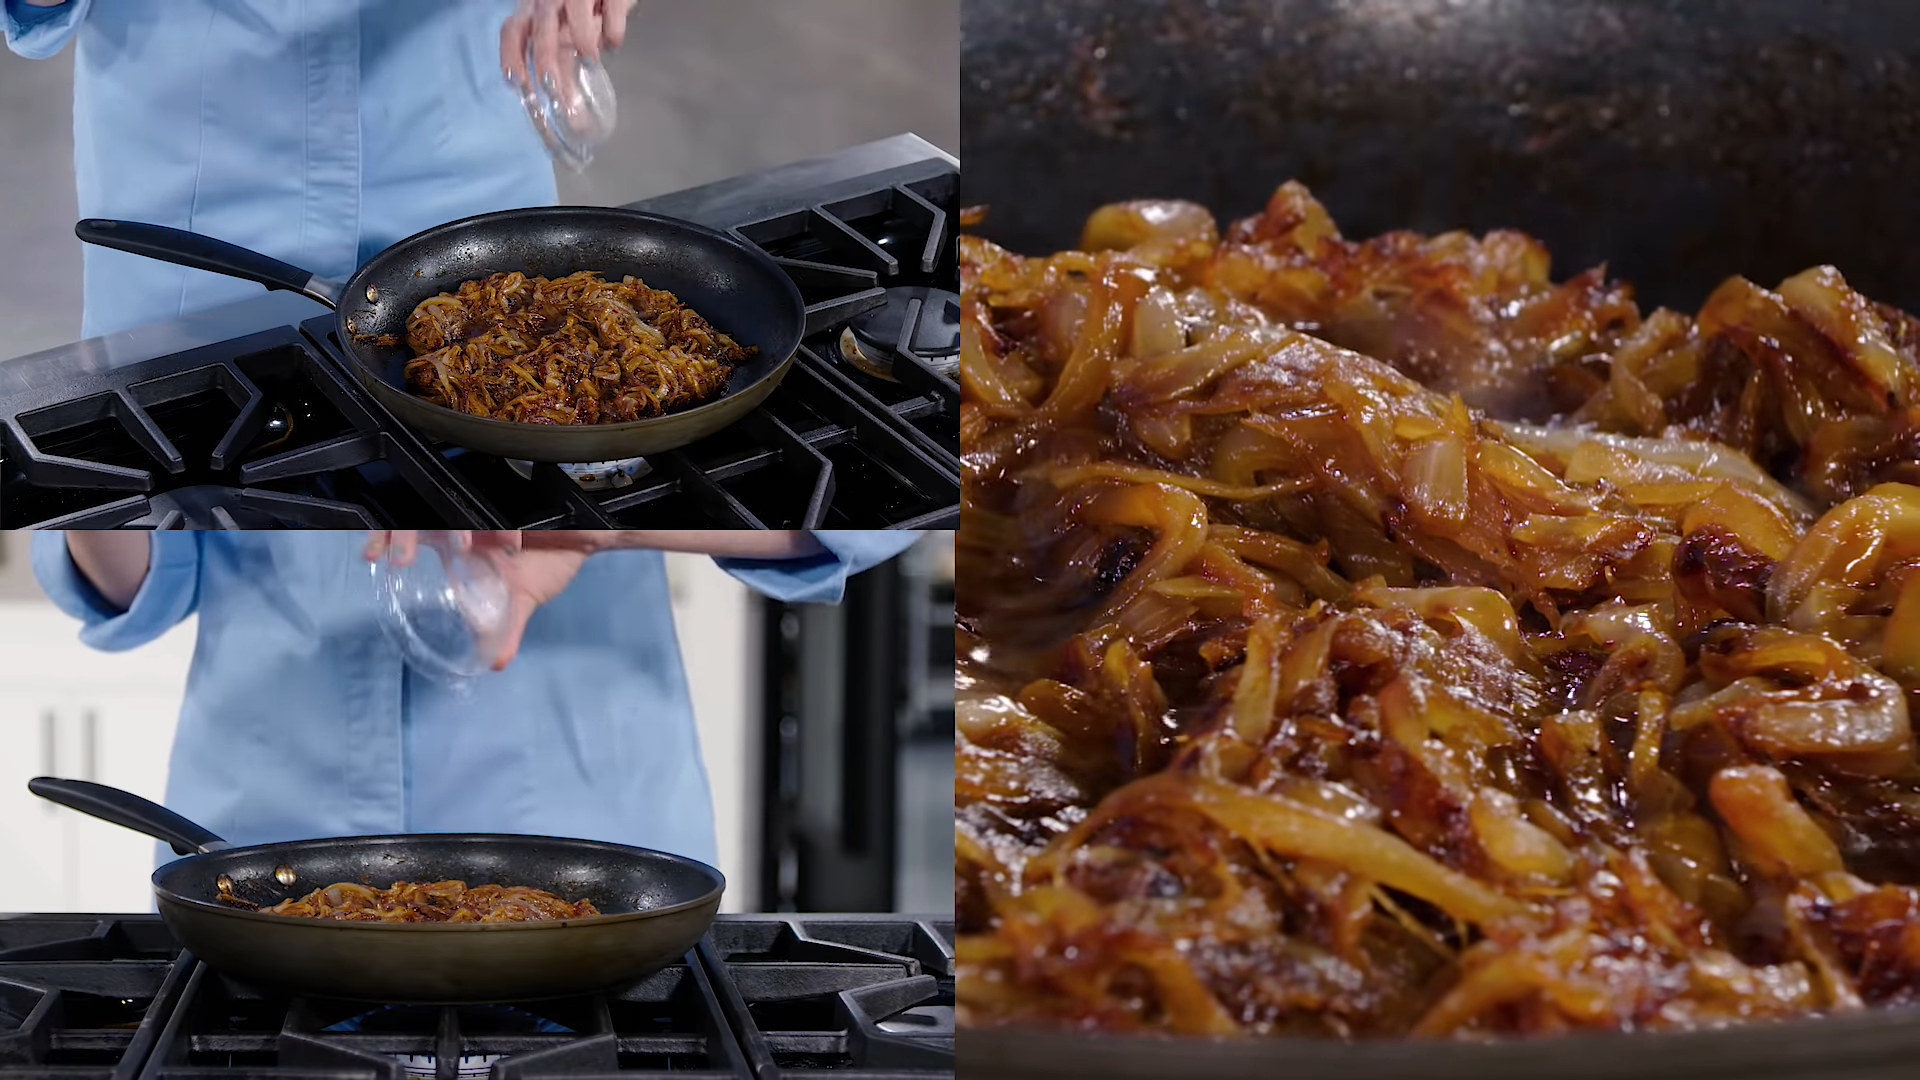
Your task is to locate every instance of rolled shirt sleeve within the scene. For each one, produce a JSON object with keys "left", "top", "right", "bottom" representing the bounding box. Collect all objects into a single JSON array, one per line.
[
  {"left": 31, "top": 532, "right": 204, "bottom": 651},
  {"left": 3, "top": 0, "right": 90, "bottom": 59},
  {"left": 714, "top": 530, "right": 922, "bottom": 604}
]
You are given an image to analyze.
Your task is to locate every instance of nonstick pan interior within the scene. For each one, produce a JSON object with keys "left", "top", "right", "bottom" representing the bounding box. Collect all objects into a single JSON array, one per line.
[{"left": 961, "top": 0, "right": 1920, "bottom": 314}]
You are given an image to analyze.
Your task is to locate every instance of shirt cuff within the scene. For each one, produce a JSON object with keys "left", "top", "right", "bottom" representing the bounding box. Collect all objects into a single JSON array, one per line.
[
  {"left": 714, "top": 530, "right": 921, "bottom": 604},
  {"left": 31, "top": 532, "right": 202, "bottom": 651},
  {"left": 3, "top": 0, "right": 89, "bottom": 59}
]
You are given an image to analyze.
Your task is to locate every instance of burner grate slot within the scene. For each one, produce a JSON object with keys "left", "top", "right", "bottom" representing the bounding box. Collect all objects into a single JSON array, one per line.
[
  {"left": 791, "top": 921, "right": 954, "bottom": 979},
  {"left": 16, "top": 392, "right": 163, "bottom": 478},
  {"left": 127, "top": 365, "right": 257, "bottom": 474},
  {"left": 0, "top": 980, "right": 56, "bottom": 1067},
  {"left": 820, "top": 187, "right": 945, "bottom": 276},
  {"left": 775, "top": 258, "right": 879, "bottom": 305},
  {"left": 835, "top": 977, "right": 951, "bottom": 1071},
  {"left": 736, "top": 209, "right": 895, "bottom": 278},
  {"left": 230, "top": 348, "right": 359, "bottom": 460},
  {"left": 792, "top": 350, "right": 956, "bottom": 472},
  {"left": 0, "top": 426, "right": 151, "bottom": 529},
  {"left": 710, "top": 413, "right": 834, "bottom": 529}
]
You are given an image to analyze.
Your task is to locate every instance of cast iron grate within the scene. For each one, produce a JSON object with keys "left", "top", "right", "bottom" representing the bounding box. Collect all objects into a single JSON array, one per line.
[
  {"left": 0, "top": 917, "right": 184, "bottom": 1080},
  {"left": 135, "top": 953, "right": 745, "bottom": 1080},
  {"left": 701, "top": 918, "right": 954, "bottom": 1080},
  {"left": 0, "top": 329, "right": 487, "bottom": 529}
]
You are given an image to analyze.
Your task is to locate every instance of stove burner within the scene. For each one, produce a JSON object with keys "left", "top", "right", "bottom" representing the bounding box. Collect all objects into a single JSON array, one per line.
[
  {"left": 841, "top": 286, "right": 961, "bottom": 382},
  {"left": 325, "top": 1004, "right": 576, "bottom": 1036},
  {"left": 392, "top": 1054, "right": 498, "bottom": 1080},
  {"left": 505, "top": 456, "right": 653, "bottom": 490},
  {"left": 329, "top": 1005, "right": 572, "bottom": 1079}
]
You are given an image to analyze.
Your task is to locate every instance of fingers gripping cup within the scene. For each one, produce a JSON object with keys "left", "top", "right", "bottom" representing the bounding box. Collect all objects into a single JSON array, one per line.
[
  {"left": 519, "top": 35, "right": 617, "bottom": 172},
  {"left": 372, "top": 533, "right": 513, "bottom": 683}
]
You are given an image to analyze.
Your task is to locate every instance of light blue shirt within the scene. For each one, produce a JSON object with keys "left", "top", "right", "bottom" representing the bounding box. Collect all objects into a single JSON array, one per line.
[
  {"left": 4, "top": 0, "right": 556, "bottom": 340},
  {"left": 31, "top": 531, "right": 920, "bottom": 868}
]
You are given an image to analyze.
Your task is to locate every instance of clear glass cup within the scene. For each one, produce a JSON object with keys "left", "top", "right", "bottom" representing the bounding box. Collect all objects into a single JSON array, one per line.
[
  {"left": 518, "top": 36, "right": 618, "bottom": 172},
  {"left": 371, "top": 533, "right": 513, "bottom": 684}
]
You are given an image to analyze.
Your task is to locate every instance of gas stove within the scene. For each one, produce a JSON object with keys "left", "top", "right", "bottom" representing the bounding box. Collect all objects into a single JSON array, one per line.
[
  {"left": 0, "top": 135, "right": 959, "bottom": 530},
  {"left": 0, "top": 913, "right": 953, "bottom": 1080}
]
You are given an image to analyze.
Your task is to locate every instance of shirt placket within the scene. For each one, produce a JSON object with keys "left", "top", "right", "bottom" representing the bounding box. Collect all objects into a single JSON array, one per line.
[
  {"left": 302, "top": 0, "right": 363, "bottom": 280},
  {"left": 322, "top": 546, "right": 404, "bottom": 838}
]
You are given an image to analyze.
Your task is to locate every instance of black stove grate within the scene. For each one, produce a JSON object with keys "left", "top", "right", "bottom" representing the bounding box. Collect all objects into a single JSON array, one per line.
[
  {"left": 0, "top": 917, "right": 186, "bottom": 1080},
  {"left": 1, "top": 330, "right": 487, "bottom": 529},
  {"left": 0, "top": 916, "right": 952, "bottom": 1080},
  {"left": 0, "top": 145, "right": 957, "bottom": 530}
]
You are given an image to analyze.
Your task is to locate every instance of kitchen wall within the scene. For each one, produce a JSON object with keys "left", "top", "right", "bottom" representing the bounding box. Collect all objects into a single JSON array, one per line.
[
  {"left": 0, "top": 531, "right": 777, "bottom": 914},
  {"left": 0, "top": 0, "right": 960, "bottom": 360},
  {"left": 0, "top": 533, "right": 37, "bottom": 600}
]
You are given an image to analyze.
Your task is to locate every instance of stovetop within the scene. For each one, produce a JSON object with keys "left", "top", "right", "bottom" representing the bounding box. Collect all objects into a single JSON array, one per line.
[
  {"left": 0, "top": 135, "right": 959, "bottom": 530},
  {"left": 0, "top": 913, "right": 953, "bottom": 1080}
]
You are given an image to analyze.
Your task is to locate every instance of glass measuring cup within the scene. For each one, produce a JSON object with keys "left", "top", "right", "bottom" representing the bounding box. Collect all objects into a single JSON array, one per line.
[
  {"left": 518, "top": 35, "right": 618, "bottom": 172},
  {"left": 371, "top": 533, "right": 513, "bottom": 684}
]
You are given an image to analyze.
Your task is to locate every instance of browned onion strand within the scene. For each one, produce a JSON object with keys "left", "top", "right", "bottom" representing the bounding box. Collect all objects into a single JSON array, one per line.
[
  {"left": 396, "top": 270, "right": 754, "bottom": 425},
  {"left": 956, "top": 182, "right": 1920, "bottom": 1038},
  {"left": 252, "top": 879, "right": 599, "bottom": 923}
]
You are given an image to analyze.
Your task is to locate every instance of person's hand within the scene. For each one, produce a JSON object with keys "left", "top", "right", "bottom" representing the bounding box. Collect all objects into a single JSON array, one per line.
[
  {"left": 364, "top": 531, "right": 524, "bottom": 566},
  {"left": 488, "top": 547, "right": 589, "bottom": 670},
  {"left": 501, "top": 0, "right": 634, "bottom": 96},
  {"left": 518, "top": 531, "right": 618, "bottom": 554}
]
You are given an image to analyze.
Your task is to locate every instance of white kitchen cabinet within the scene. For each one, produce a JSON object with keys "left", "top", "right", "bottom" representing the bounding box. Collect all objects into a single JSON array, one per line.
[
  {"left": 663, "top": 554, "right": 760, "bottom": 913},
  {"left": 0, "top": 688, "right": 72, "bottom": 912},
  {"left": 0, "top": 602, "right": 192, "bottom": 912}
]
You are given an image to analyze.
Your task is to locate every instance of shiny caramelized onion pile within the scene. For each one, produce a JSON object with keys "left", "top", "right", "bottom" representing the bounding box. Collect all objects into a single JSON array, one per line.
[
  {"left": 957, "top": 182, "right": 1920, "bottom": 1038},
  {"left": 401, "top": 271, "right": 752, "bottom": 425},
  {"left": 256, "top": 880, "right": 600, "bottom": 922}
]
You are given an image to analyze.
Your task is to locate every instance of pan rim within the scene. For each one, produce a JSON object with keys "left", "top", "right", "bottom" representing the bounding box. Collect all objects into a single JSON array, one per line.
[
  {"left": 337, "top": 204, "right": 808, "bottom": 434},
  {"left": 150, "top": 831, "right": 726, "bottom": 932}
]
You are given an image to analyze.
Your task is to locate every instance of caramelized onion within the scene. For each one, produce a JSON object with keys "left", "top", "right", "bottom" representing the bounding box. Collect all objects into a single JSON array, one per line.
[
  {"left": 395, "top": 271, "right": 749, "bottom": 424},
  {"left": 958, "top": 179, "right": 1920, "bottom": 1039}
]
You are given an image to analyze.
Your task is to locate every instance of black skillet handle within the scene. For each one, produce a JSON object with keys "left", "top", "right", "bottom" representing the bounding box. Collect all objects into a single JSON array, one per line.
[
  {"left": 74, "top": 219, "right": 343, "bottom": 308},
  {"left": 29, "top": 777, "right": 229, "bottom": 856}
]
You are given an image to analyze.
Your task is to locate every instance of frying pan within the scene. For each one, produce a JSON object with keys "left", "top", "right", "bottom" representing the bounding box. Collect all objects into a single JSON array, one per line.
[
  {"left": 73, "top": 205, "right": 806, "bottom": 461},
  {"left": 30, "top": 777, "right": 725, "bottom": 1004},
  {"left": 961, "top": 1, "right": 1920, "bottom": 1077}
]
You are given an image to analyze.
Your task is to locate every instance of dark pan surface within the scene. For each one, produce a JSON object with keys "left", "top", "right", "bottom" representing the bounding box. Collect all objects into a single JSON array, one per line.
[
  {"left": 965, "top": 1002, "right": 1920, "bottom": 1080},
  {"left": 961, "top": 1, "right": 1920, "bottom": 1075},
  {"left": 335, "top": 206, "right": 805, "bottom": 461},
  {"left": 962, "top": 0, "right": 1920, "bottom": 313},
  {"left": 152, "top": 834, "right": 724, "bottom": 1003}
]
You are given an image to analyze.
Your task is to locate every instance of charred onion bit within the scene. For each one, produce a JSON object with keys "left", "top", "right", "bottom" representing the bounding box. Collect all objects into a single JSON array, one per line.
[{"left": 957, "top": 182, "right": 1920, "bottom": 1037}]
